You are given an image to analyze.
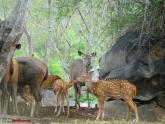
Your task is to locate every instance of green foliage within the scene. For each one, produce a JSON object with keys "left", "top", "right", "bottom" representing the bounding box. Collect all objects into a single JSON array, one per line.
[
  {"left": 0, "top": 0, "right": 15, "bottom": 19},
  {"left": 56, "top": 0, "right": 81, "bottom": 18},
  {"left": 80, "top": 94, "right": 97, "bottom": 103},
  {"left": 1, "top": 0, "right": 164, "bottom": 103},
  {"left": 49, "top": 58, "right": 63, "bottom": 75}
]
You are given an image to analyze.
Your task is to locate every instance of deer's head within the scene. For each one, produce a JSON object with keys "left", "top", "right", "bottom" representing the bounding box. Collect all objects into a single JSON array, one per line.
[{"left": 78, "top": 50, "right": 96, "bottom": 68}]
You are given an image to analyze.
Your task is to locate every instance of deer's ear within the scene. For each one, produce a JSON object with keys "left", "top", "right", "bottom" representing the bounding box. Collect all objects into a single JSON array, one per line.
[
  {"left": 78, "top": 50, "right": 85, "bottom": 56},
  {"left": 91, "top": 52, "right": 96, "bottom": 57}
]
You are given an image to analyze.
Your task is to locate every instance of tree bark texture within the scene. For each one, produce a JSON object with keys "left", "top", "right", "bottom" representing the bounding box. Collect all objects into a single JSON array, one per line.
[
  {"left": 0, "top": 0, "right": 29, "bottom": 86},
  {"left": 24, "top": 28, "right": 33, "bottom": 57}
]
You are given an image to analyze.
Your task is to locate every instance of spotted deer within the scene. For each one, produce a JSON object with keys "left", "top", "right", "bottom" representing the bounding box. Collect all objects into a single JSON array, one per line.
[
  {"left": 77, "top": 71, "right": 139, "bottom": 121},
  {"left": 52, "top": 79, "right": 75, "bottom": 116},
  {"left": 23, "top": 85, "right": 36, "bottom": 117},
  {"left": 41, "top": 75, "right": 61, "bottom": 89}
]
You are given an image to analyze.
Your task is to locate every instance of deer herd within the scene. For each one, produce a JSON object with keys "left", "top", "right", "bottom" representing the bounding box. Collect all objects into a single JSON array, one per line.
[{"left": 0, "top": 50, "right": 139, "bottom": 122}]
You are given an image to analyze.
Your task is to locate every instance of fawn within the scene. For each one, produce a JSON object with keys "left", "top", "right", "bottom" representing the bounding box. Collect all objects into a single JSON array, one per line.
[
  {"left": 77, "top": 72, "right": 139, "bottom": 121},
  {"left": 41, "top": 75, "right": 61, "bottom": 89},
  {"left": 52, "top": 79, "right": 75, "bottom": 116}
]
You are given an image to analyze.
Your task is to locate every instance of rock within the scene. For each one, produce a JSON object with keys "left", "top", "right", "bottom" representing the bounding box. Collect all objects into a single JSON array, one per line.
[
  {"left": 41, "top": 90, "right": 56, "bottom": 107},
  {"left": 104, "top": 100, "right": 128, "bottom": 119},
  {"left": 103, "top": 100, "right": 165, "bottom": 121},
  {"left": 155, "top": 93, "right": 165, "bottom": 109},
  {"left": 138, "top": 104, "right": 158, "bottom": 121},
  {"left": 99, "top": 31, "right": 165, "bottom": 101}
]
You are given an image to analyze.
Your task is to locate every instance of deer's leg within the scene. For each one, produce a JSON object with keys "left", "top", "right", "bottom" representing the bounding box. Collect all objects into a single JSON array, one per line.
[
  {"left": 24, "top": 95, "right": 36, "bottom": 117},
  {"left": 77, "top": 93, "right": 80, "bottom": 109},
  {"left": 30, "top": 97, "right": 36, "bottom": 117},
  {"left": 122, "top": 96, "right": 131, "bottom": 120},
  {"left": 74, "top": 84, "right": 80, "bottom": 109},
  {"left": 100, "top": 99, "right": 105, "bottom": 120},
  {"left": 54, "top": 93, "right": 59, "bottom": 114},
  {"left": 124, "top": 98, "right": 139, "bottom": 122},
  {"left": 30, "top": 81, "right": 42, "bottom": 117},
  {"left": 74, "top": 85, "right": 77, "bottom": 108},
  {"left": 57, "top": 95, "right": 62, "bottom": 117},
  {"left": 77, "top": 84, "right": 81, "bottom": 109},
  {"left": 66, "top": 94, "right": 70, "bottom": 116},
  {"left": 62, "top": 104, "right": 65, "bottom": 114},
  {"left": 131, "top": 101, "right": 139, "bottom": 122},
  {"left": 62, "top": 94, "right": 65, "bottom": 114},
  {"left": 96, "top": 97, "right": 104, "bottom": 120},
  {"left": 102, "top": 106, "right": 105, "bottom": 120},
  {"left": 96, "top": 105, "right": 101, "bottom": 120},
  {"left": 126, "top": 104, "right": 131, "bottom": 121}
]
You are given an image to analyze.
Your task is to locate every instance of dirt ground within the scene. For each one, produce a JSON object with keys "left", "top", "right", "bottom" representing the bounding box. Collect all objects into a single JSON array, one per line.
[
  {"left": 2, "top": 105, "right": 162, "bottom": 124},
  {"left": 23, "top": 106, "right": 97, "bottom": 123}
]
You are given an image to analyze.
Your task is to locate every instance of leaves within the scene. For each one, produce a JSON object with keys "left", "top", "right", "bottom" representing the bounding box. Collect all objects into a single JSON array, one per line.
[{"left": 1, "top": 0, "right": 164, "bottom": 79}]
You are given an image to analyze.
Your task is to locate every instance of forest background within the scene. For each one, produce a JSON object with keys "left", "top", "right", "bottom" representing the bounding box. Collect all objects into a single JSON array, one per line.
[
  {"left": 0, "top": 0, "right": 164, "bottom": 79},
  {"left": 0, "top": 0, "right": 164, "bottom": 103}
]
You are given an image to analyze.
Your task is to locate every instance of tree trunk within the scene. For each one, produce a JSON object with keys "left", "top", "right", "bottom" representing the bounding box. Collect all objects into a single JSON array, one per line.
[
  {"left": 45, "top": 0, "right": 53, "bottom": 68},
  {"left": 87, "top": 0, "right": 93, "bottom": 53},
  {"left": 0, "top": 0, "right": 29, "bottom": 83},
  {"left": 24, "top": 28, "right": 33, "bottom": 57}
]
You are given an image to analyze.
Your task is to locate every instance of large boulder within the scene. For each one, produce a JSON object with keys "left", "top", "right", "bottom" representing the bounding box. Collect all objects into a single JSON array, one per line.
[
  {"left": 99, "top": 31, "right": 165, "bottom": 103},
  {"left": 104, "top": 100, "right": 165, "bottom": 122}
]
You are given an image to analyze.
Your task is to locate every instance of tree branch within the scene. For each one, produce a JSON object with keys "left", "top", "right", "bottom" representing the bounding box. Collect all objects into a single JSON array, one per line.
[
  {"left": 77, "top": 8, "right": 90, "bottom": 33},
  {"left": 3, "top": 0, "right": 29, "bottom": 50},
  {"left": 24, "top": 27, "right": 33, "bottom": 56}
]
